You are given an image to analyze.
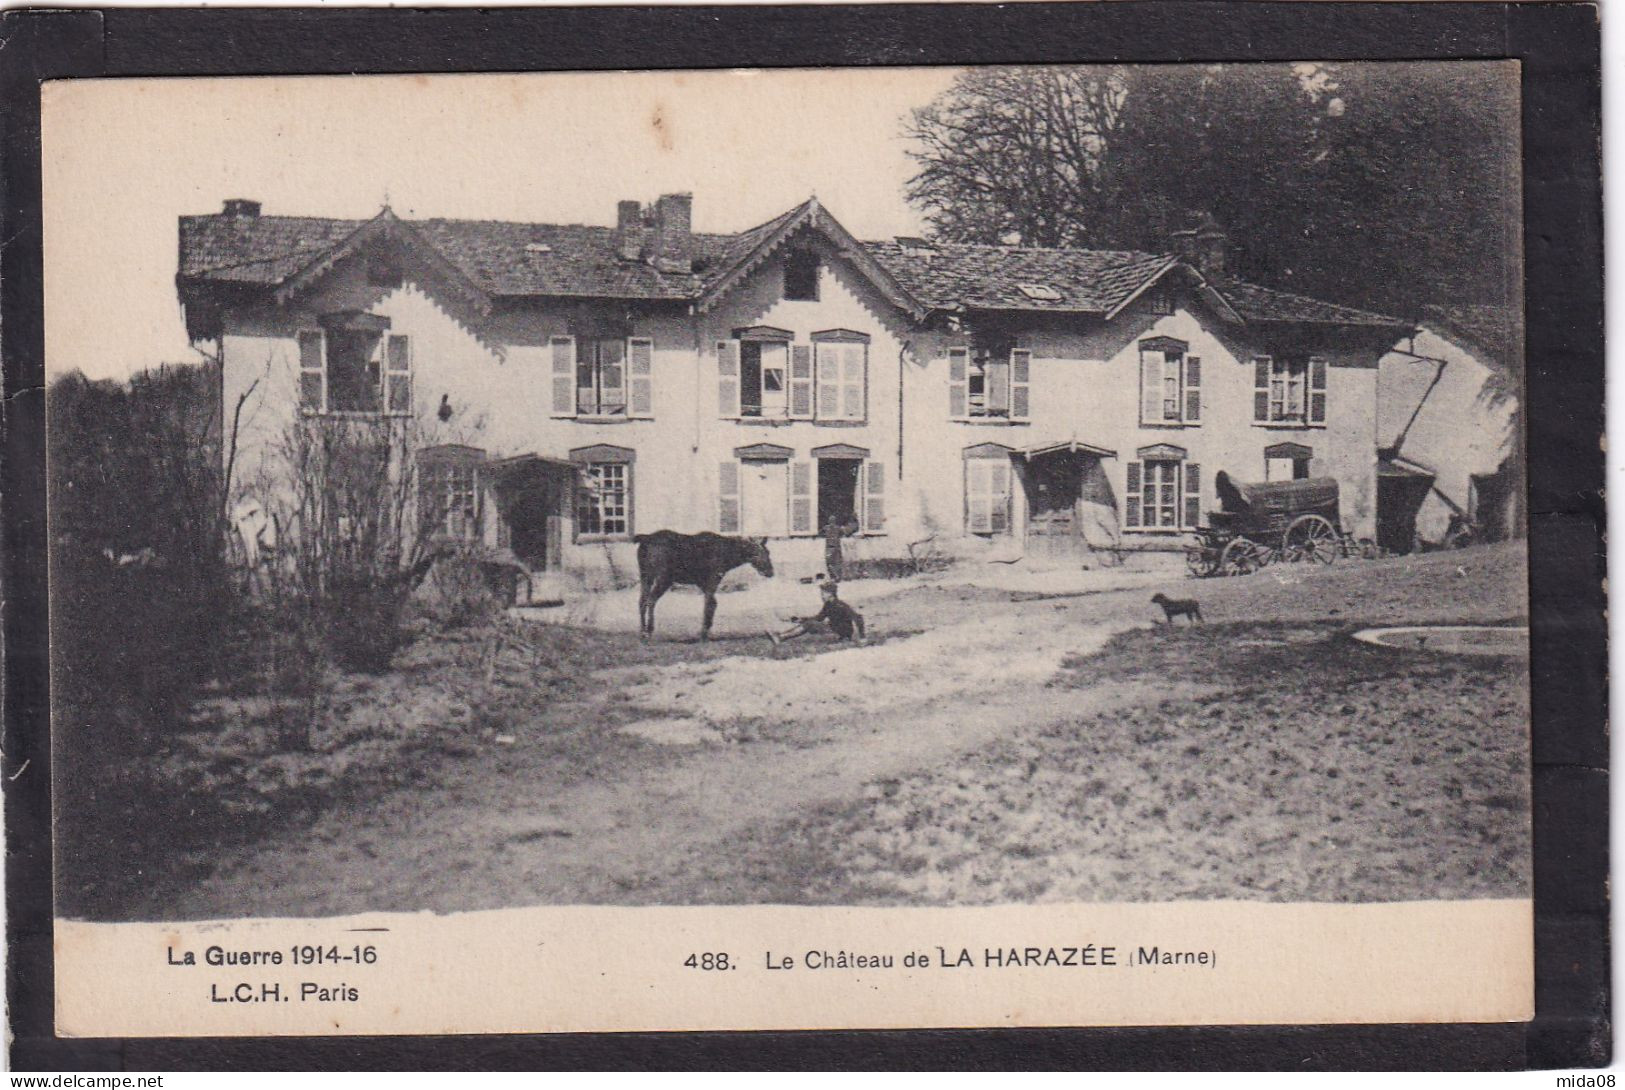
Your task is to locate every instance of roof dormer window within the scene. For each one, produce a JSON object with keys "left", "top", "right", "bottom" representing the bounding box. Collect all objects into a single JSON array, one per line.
[{"left": 785, "top": 248, "right": 820, "bottom": 302}]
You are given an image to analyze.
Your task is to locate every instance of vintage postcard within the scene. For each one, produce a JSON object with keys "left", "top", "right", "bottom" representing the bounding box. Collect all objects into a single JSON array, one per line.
[{"left": 42, "top": 64, "right": 1531, "bottom": 1036}]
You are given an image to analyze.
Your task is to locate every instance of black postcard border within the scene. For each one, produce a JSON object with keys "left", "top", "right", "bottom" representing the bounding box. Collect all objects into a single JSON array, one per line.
[{"left": 2, "top": 2, "right": 1606, "bottom": 1071}]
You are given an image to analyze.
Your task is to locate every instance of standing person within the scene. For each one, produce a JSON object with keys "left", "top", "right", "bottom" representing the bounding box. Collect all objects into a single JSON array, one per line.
[
  {"left": 769, "top": 578, "right": 866, "bottom": 645},
  {"left": 823, "top": 510, "right": 861, "bottom": 582}
]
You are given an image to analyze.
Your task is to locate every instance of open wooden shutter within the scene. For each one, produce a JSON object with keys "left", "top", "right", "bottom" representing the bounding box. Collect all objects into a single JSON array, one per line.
[
  {"left": 1010, "top": 349, "right": 1031, "bottom": 419},
  {"left": 965, "top": 460, "right": 992, "bottom": 533},
  {"left": 1309, "top": 356, "right": 1328, "bottom": 424},
  {"left": 297, "top": 330, "right": 325, "bottom": 412},
  {"left": 718, "top": 460, "right": 740, "bottom": 533},
  {"left": 717, "top": 340, "right": 740, "bottom": 418},
  {"left": 841, "top": 344, "right": 866, "bottom": 420},
  {"left": 1253, "top": 356, "right": 1272, "bottom": 423},
  {"left": 1183, "top": 462, "right": 1201, "bottom": 529},
  {"left": 948, "top": 347, "right": 969, "bottom": 418},
  {"left": 790, "top": 461, "right": 813, "bottom": 534},
  {"left": 790, "top": 345, "right": 814, "bottom": 418},
  {"left": 816, "top": 343, "right": 840, "bottom": 419},
  {"left": 1183, "top": 355, "right": 1201, "bottom": 423},
  {"left": 385, "top": 334, "right": 412, "bottom": 414},
  {"left": 628, "top": 337, "right": 654, "bottom": 417},
  {"left": 863, "top": 460, "right": 886, "bottom": 532},
  {"left": 1124, "top": 461, "right": 1143, "bottom": 528},
  {"left": 1140, "top": 350, "right": 1163, "bottom": 424},
  {"left": 549, "top": 335, "right": 576, "bottom": 417}
]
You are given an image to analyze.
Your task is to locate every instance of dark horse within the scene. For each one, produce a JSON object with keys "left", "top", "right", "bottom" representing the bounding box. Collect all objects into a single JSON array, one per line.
[{"left": 635, "top": 531, "right": 774, "bottom": 640}]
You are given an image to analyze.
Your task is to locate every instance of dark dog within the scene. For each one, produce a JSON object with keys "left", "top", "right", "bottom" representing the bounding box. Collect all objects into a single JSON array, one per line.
[{"left": 1151, "top": 593, "right": 1203, "bottom": 625}]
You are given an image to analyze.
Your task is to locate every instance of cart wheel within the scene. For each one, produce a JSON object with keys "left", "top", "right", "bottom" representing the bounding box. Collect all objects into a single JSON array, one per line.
[
  {"left": 1284, "top": 514, "right": 1338, "bottom": 564},
  {"left": 1218, "top": 538, "right": 1262, "bottom": 576},
  {"left": 1185, "top": 543, "right": 1216, "bottom": 578}
]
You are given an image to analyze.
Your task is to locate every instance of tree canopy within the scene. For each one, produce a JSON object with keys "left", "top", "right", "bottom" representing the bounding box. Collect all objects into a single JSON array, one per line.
[{"left": 904, "top": 62, "right": 1520, "bottom": 316}]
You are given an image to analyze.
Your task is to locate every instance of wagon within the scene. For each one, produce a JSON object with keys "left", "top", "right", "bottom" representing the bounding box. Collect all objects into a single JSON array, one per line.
[{"left": 1185, "top": 471, "right": 1343, "bottom": 577}]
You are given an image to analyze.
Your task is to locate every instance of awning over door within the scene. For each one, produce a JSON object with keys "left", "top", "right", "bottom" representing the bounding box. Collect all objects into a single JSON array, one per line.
[{"left": 1019, "top": 438, "right": 1117, "bottom": 459}]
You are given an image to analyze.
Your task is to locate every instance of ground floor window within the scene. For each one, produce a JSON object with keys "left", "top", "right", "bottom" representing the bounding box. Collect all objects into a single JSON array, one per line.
[
  {"left": 1125, "top": 455, "right": 1201, "bottom": 531},
  {"left": 576, "top": 462, "right": 631, "bottom": 538},
  {"left": 419, "top": 449, "right": 483, "bottom": 542}
]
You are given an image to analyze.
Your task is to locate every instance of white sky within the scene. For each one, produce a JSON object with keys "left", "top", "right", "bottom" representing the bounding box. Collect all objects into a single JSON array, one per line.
[{"left": 41, "top": 68, "right": 958, "bottom": 381}]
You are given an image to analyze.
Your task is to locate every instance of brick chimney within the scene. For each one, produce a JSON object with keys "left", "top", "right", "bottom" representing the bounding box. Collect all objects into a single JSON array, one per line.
[
  {"left": 1171, "top": 214, "right": 1228, "bottom": 277},
  {"left": 616, "top": 199, "right": 645, "bottom": 261},
  {"left": 650, "top": 192, "right": 693, "bottom": 274},
  {"left": 222, "top": 198, "right": 262, "bottom": 218}
]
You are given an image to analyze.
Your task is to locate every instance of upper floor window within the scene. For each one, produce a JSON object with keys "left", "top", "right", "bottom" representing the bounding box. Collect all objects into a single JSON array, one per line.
[
  {"left": 297, "top": 317, "right": 412, "bottom": 416},
  {"left": 784, "top": 248, "right": 820, "bottom": 301},
  {"left": 1138, "top": 337, "right": 1200, "bottom": 426},
  {"left": 716, "top": 329, "right": 863, "bottom": 422},
  {"left": 1253, "top": 355, "right": 1328, "bottom": 425},
  {"left": 549, "top": 336, "right": 654, "bottom": 419},
  {"left": 741, "top": 340, "right": 790, "bottom": 418},
  {"left": 950, "top": 346, "right": 1031, "bottom": 421},
  {"left": 813, "top": 331, "right": 868, "bottom": 421}
]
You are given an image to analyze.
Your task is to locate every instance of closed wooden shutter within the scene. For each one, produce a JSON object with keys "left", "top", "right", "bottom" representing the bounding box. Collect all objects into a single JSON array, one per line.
[
  {"left": 628, "top": 337, "right": 654, "bottom": 417},
  {"left": 1253, "top": 356, "right": 1272, "bottom": 422},
  {"left": 815, "top": 343, "right": 840, "bottom": 419},
  {"left": 1010, "top": 349, "right": 1031, "bottom": 419},
  {"left": 717, "top": 340, "right": 740, "bottom": 418},
  {"left": 841, "top": 344, "right": 866, "bottom": 420},
  {"left": 549, "top": 336, "right": 576, "bottom": 417},
  {"left": 948, "top": 347, "right": 969, "bottom": 418},
  {"left": 718, "top": 460, "right": 740, "bottom": 533},
  {"left": 966, "top": 460, "right": 992, "bottom": 533},
  {"left": 988, "top": 459, "right": 1010, "bottom": 533},
  {"left": 1140, "top": 350, "right": 1163, "bottom": 425},
  {"left": 790, "top": 461, "right": 813, "bottom": 534},
  {"left": 863, "top": 460, "right": 886, "bottom": 532},
  {"left": 1124, "top": 460, "right": 1143, "bottom": 528},
  {"left": 1309, "top": 356, "right": 1328, "bottom": 424},
  {"left": 385, "top": 334, "right": 412, "bottom": 414},
  {"left": 1183, "top": 355, "right": 1201, "bottom": 423},
  {"left": 986, "top": 358, "right": 1011, "bottom": 415},
  {"left": 297, "top": 330, "right": 325, "bottom": 412},
  {"left": 1184, "top": 462, "right": 1201, "bottom": 529},
  {"left": 790, "top": 345, "right": 814, "bottom": 418}
]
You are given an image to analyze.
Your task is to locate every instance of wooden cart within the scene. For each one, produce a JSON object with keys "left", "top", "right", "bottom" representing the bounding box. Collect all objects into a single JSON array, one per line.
[{"left": 1185, "top": 471, "right": 1344, "bottom": 577}]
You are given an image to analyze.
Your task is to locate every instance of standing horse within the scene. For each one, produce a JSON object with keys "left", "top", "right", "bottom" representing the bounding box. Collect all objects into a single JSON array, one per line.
[{"left": 635, "top": 531, "right": 774, "bottom": 640}]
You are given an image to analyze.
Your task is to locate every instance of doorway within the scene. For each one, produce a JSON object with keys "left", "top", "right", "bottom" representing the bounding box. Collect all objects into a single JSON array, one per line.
[{"left": 818, "top": 458, "right": 861, "bottom": 529}]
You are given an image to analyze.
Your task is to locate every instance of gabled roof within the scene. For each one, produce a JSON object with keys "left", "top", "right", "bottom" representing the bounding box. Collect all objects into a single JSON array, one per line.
[{"left": 1210, "top": 277, "right": 1410, "bottom": 330}]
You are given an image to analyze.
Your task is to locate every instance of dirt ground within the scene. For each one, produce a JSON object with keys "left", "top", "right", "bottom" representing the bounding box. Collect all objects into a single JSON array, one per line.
[{"left": 73, "top": 542, "right": 1530, "bottom": 921}]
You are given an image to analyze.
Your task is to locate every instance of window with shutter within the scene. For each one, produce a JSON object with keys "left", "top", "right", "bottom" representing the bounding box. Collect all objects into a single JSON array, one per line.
[
  {"left": 1183, "top": 462, "right": 1201, "bottom": 529},
  {"left": 1255, "top": 355, "right": 1321, "bottom": 425},
  {"left": 386, "top": 334, "right": 412, "bottom": 415},
  {"left": 790, "top": 461, "right": 814, "bottom": 535},
  {"left": 948, "top": 347, "right": 969, "bottom": 418},
  {"left": 717, "top": 340, "right": 740, "bottom": 418},
  {"left": 550, "top": 336, "right": 576, "bottom": 417},
  {"left": 627, "top": 337, "right": 654, "bottom": 417},
  {"left": 1124, "top": 461, "right": 1142, "bottom": 528},
  {"left": 718, "top": 461, "right": 740, "bottom": 533},
  {"left": 863, "top": 460, "right": 886, "bottom": 533},
  {"left": 297, "top": 330, "right": 325, "bottom": 412},
  {"left": 790, "top": 345, "right": 814, "bottom": 418},
  {"left": 1308, "top": 356, "right": 1328, "bottom": 424},
  {"left": 1183, "top": 356, "right": 1201, "bottom": 423},
  {"left": 1010, "top": 349, "right": 1031, "bottom": 419}
]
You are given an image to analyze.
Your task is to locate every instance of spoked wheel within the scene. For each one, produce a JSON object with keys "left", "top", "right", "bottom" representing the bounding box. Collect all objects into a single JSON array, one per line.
[
  {"left": 1284, "top": 514, "right": 1338, "bottom": 564},
  {"left": 1185, "top": 542, "right": 1218, "bottom": 578},
  {"left": 1218, "top": 537, "right": 1263, "bottom": 576}
]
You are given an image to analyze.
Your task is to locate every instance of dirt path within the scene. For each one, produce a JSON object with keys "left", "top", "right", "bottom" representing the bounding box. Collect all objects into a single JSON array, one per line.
[{"left": 136, "top": 543, "right": 1528, "bottom": 920}]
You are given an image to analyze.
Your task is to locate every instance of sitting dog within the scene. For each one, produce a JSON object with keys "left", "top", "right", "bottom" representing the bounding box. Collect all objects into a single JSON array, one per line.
[{"left": 1151, "top": 593, "right": 1203, "bottom": 625}]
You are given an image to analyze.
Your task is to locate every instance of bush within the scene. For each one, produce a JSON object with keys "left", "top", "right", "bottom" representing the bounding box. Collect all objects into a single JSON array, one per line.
[{"left": 414, "top": 548, "right": 501, "bottom": 631}]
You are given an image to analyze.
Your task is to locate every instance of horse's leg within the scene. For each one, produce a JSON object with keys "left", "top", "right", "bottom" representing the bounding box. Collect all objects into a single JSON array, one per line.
[
  {"left": 638, "top": 574, "right": 652, "bottom": 637},
  {"left": 700, "top": 578, "right": 720, "bottom": 641},
  {"left": 645, "top": 577, "right": 672, "bottom": 639}
]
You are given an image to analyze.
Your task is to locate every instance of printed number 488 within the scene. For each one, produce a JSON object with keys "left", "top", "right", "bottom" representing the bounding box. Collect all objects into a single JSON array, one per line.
[{"left": 684, "top": 953, "right": 733, "bottom": 970}]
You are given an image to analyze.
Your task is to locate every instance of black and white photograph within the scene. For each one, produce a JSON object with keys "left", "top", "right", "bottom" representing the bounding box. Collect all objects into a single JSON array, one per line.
[{"left": 39, "top": 60, "right": 1536, "bottom": 1034}]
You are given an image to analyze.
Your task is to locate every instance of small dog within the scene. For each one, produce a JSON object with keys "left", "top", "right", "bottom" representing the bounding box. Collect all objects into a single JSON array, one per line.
[{"left": 1151, "top": 593, "right": 1203, "bottom": 625}]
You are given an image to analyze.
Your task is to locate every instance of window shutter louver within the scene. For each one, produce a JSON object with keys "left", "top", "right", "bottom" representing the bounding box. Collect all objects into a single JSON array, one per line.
[
  {"left": 965, "top": 460, "right": 991, "bottom": 533},
  {"left": 1253, "top": 356, "right": 1272, "bottom": 422},
  {"left": 1184, "top": 462, "right": 1201, "bottom": 529},
  {"left": 1183, "top": 355, "right": 1201, "bottom": 423},
  {"left": 863, "top": 460, "right": 886, "bottom": 532},
  {"left": 1010, "top": 349, "right": 1031, "bottom": 419},
  {"left": 790, "top": 461, "right": 813, "bottom": 534},
  {"left": 1124, "top": 461, "right": 1143, "bottom": 528},
  {"left": 1309, "top": 356, "right": 1328, "bottom": 424},
  {"left": 988, "top": 460, "right": 1010, "bottom": 533},
  {"left": 1141, "top": 350, "right": 1163, "bottom": 425},
  {"left": 386, "top": 334, "right": 412, "bottom": 415},
  {"left": 298, "top": 330, "right": 325, "bottom": 412},
  {"left": 718, "top": 460, "right": 740, "bottom": 533},
  {"left": 549, "top": 336, "right": 576, "bottom": 417},
  {"left": 628, "top": 337, "right": 654, "bottom": 417},
  {"left": 790, "top": 345, "right": 814, "bottom": 418},
  {"left": 717, "top": 340, "right": 740, "bottom": 418},
  {"left": 841, "top": 344, "right": 866, "bottom": 420},
  {"left": 816, "top": 343, "right": 840, "bottom": 419},
  {"left": 948, "top": 347, "right": 969, "bottom": 418}
]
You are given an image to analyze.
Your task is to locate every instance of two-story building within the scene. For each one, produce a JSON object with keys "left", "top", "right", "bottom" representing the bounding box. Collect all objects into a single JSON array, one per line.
[{"left": 178, "top": 194, "right": 1412, "bottom": 590}]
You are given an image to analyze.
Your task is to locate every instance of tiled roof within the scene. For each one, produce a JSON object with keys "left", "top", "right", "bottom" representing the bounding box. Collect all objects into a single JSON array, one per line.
[
  {"left": 1211, "top": 277, "right": 1409, "bottom": 329},
  {"left": 179, "top": 204, "right": 1408, "bottom": 331},
  {"left": 861, "top": 240, "right": 1172, "bottom": 313}
]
